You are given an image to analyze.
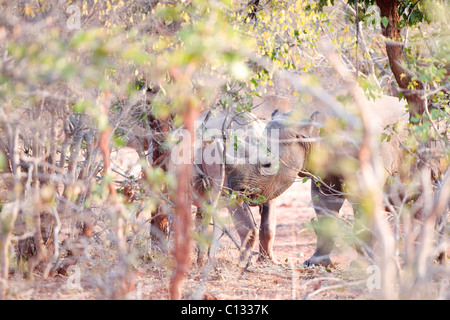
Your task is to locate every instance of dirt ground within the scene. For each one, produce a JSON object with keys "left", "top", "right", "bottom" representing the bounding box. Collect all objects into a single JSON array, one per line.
[
  {"left": 178, "top": 180, "right": 370, "bottom": 301},
  {"left": 6, "top": 178, "right": 377, "bottom": 300}
]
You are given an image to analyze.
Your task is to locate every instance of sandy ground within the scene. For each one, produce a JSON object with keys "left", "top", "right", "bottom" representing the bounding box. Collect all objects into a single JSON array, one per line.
[{"left": 176, "top": 179, "right": 368, "bottom": 300}]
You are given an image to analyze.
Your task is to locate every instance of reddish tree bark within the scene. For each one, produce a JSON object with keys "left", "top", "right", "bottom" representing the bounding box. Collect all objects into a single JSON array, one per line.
[
  {"left": 376, "top": 0, "right": 426, "bottom": 119},
  {"left": 169, "top": 102, "right": 198, "bottom": 300},
  {"left": 169, "top": 63, "right": 198, "bottom": 300}
]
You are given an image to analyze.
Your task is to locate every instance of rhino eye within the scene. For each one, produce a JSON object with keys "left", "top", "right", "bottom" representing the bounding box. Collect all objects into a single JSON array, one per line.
[{"left": 262, "top": 163, "right": 271, "bottom": 168}]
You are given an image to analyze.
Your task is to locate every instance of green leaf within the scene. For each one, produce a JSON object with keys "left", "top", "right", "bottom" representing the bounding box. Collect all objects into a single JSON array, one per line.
[
  {"left": 380, "top": 133, "right": 391, "bottom": 142},
  {"left": 409, "top": 10, "right": 423, "bottom": 25},
  {"left": 381, "top": 16, "right": 389, "bottom": 28}
]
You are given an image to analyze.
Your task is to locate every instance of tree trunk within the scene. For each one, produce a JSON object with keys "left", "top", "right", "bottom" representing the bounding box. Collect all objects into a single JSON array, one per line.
[
  {"left": 168, "top": 63, "right": 198, "bottom": 300},
  {"left": 169, "top": 103, "right": 197, "bottom": 300},
  {"left": 376, "top": 0, "right": 426, "bottom": 119}
]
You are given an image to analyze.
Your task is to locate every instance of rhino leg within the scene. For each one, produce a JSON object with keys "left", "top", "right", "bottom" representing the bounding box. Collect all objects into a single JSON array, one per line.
[
  {"left": 304, "top": 182, "right": 344, "bottom": 267},
  {"left": 258, "top": 200, "right": 278, "bottom": 263},
  {"left": 228, "top": 205, "right": 258, "bottom": 262}
]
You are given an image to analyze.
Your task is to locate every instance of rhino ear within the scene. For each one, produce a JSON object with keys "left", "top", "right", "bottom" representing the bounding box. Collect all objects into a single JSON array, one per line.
[
  {"left": 271, "top": 109, "right": 279, "bottom": 119},
  {"left": 306, "top": 111, "right": 321, "bottom": 138},
  {"left": 310, "top": 111, "right": 320, "bottom": 122},
  {"left": 296, "top": 111, "right": 321, "bottom": 143},
  {"left": 294, "top": 111, "right": 321, "bottom": 142}
]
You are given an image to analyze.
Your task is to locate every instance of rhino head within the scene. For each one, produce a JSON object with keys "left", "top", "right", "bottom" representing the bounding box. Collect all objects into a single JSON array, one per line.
[{"left": 226, "top": 111, "right": 321, "bottom": 202}]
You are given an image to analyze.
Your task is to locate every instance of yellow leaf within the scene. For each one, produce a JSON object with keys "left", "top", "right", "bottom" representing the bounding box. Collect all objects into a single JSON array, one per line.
[
  {"left": 24, "top": 4, "right": 34, "bottom": 17},
  {"left": 344, "top": 25, "right": 349, "bottom": 33},
  {"left": 183, "top": 11, "right": 190, "bottom": 23}
]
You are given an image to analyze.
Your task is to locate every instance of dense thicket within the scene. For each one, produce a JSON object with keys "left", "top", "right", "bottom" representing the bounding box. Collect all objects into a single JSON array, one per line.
[{"left": 0, "top": 0, "right": 448, "bottom": 299}]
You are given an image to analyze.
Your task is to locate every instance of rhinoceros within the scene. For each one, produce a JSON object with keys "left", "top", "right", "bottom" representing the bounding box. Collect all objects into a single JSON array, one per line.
[
  {"left": 170, "top": 108, "right": 279, "bottom": 264},
  {"left": 226, "top": 94, "right": 412, "bottom": 266}
]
